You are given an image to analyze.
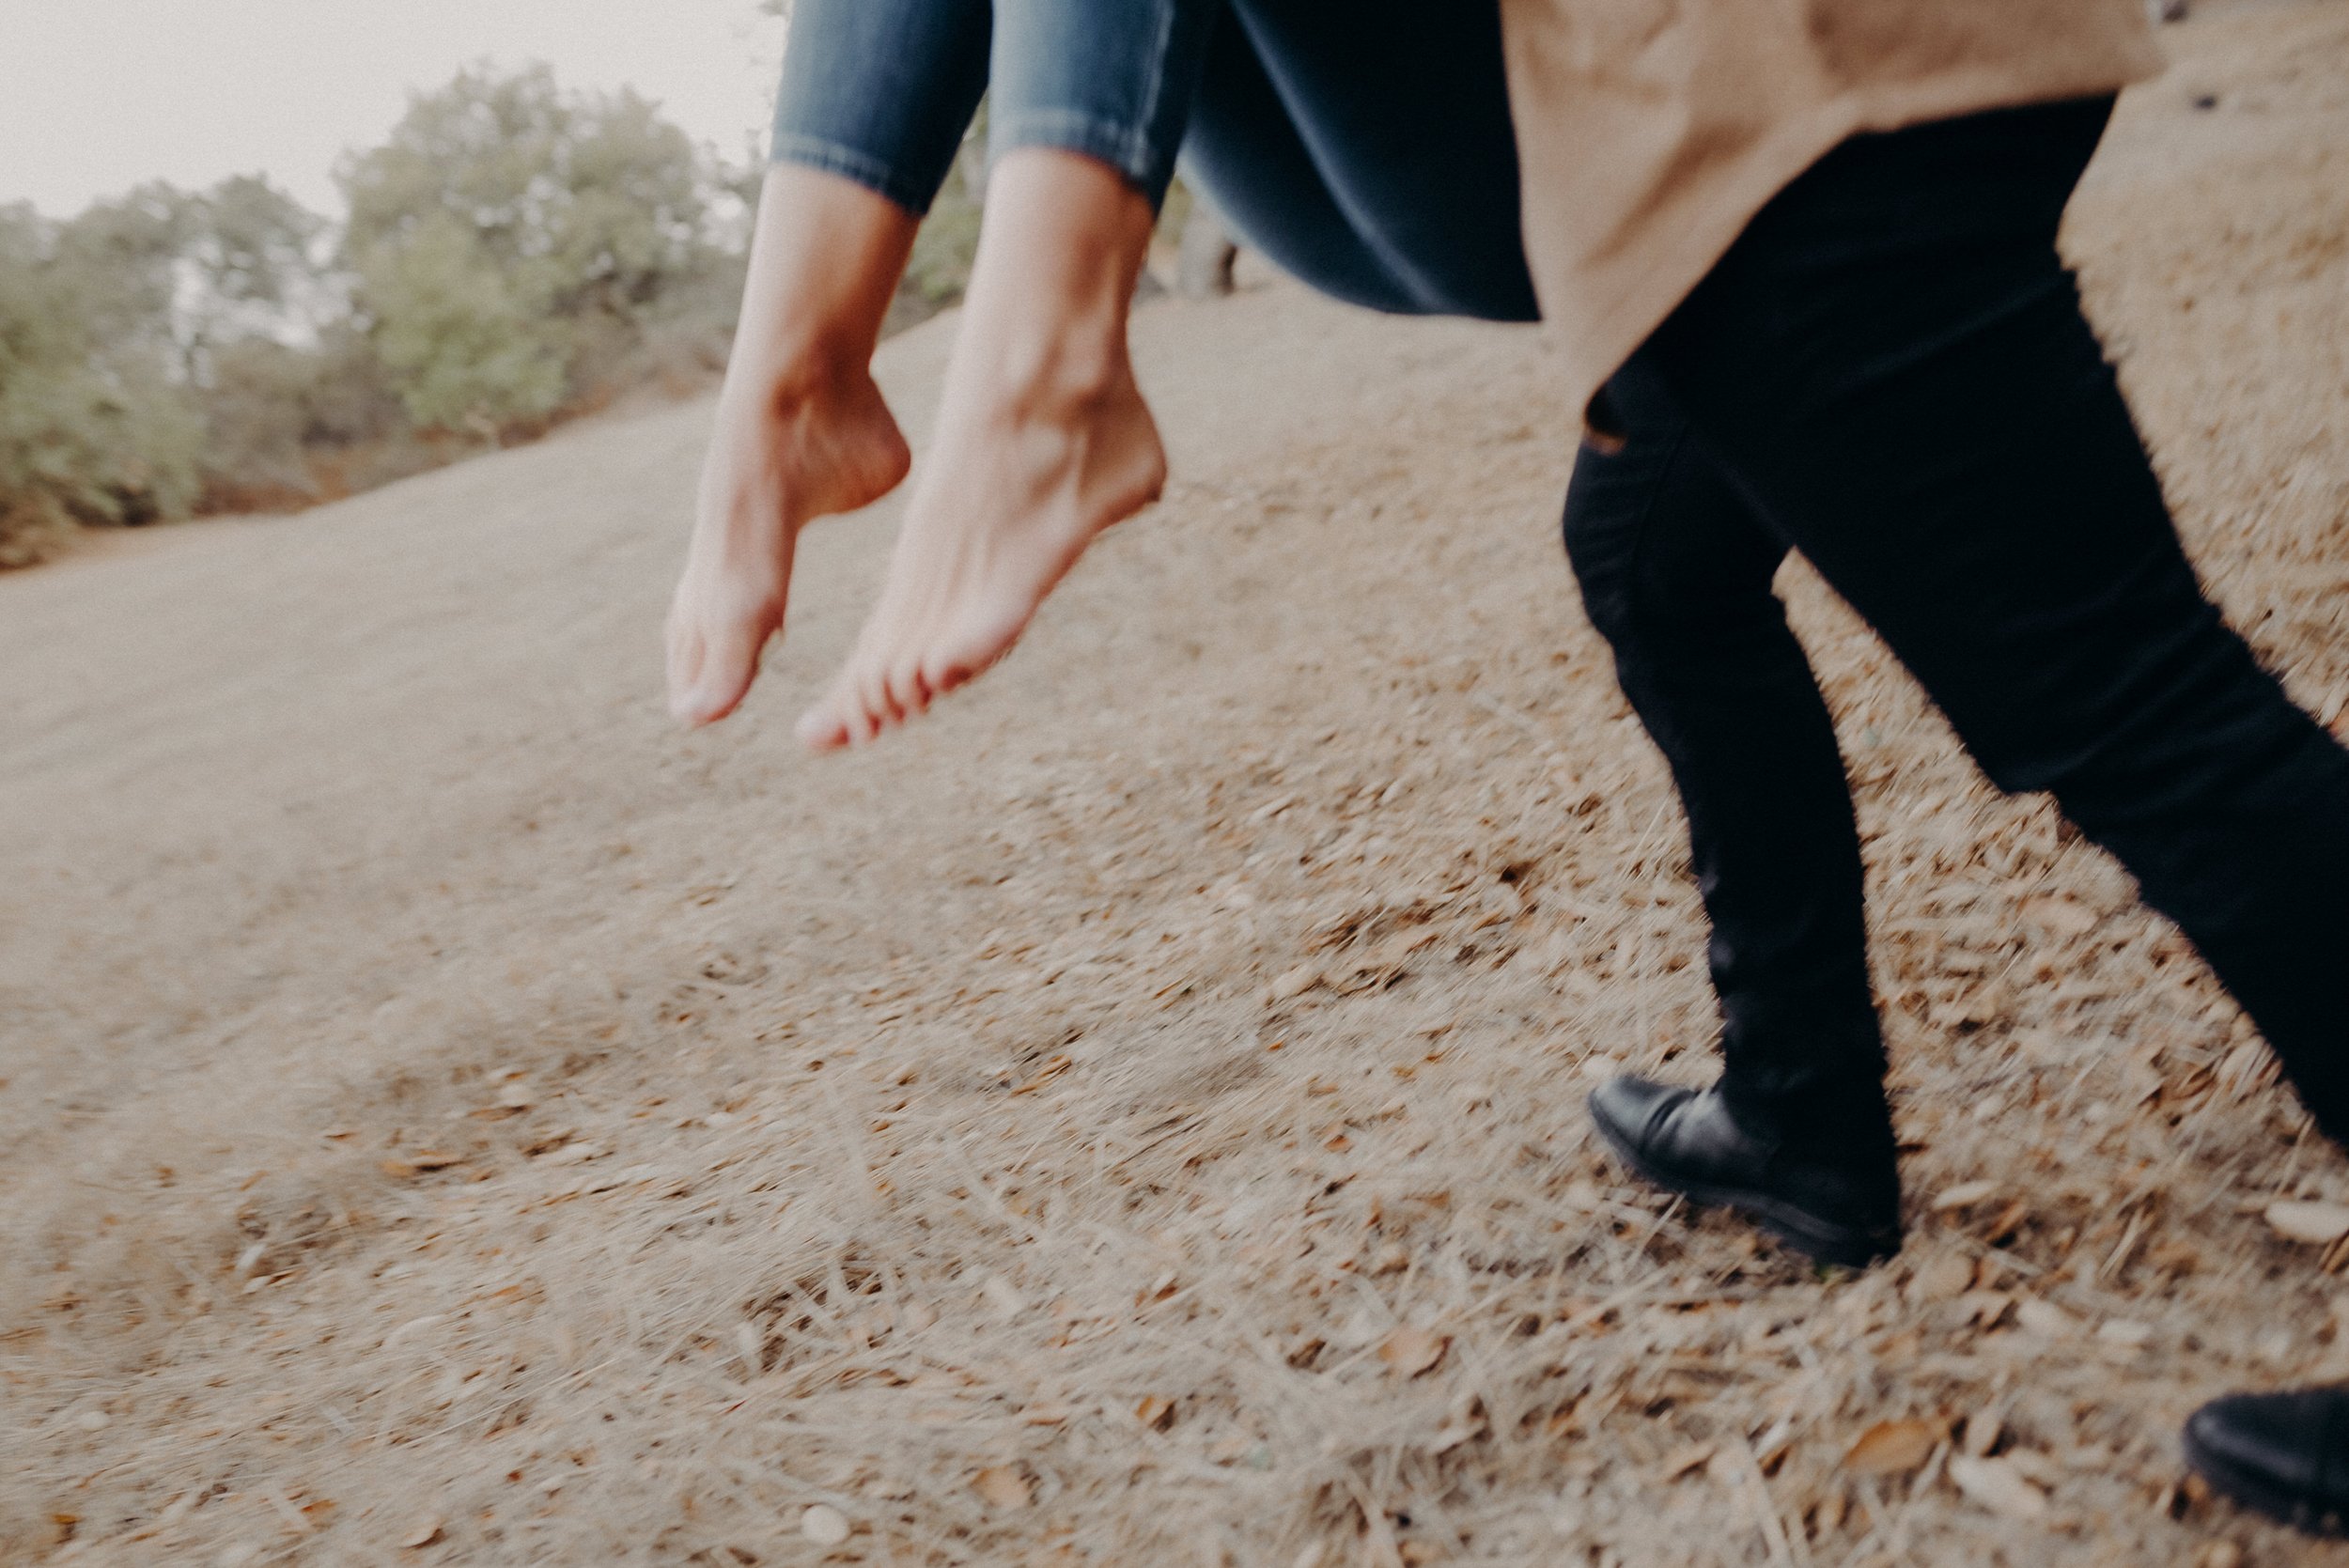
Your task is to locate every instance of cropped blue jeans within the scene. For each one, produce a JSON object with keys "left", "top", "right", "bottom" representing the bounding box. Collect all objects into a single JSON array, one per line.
[{"left": 769, "top": 0, "right": 1540, "bottom": 322}]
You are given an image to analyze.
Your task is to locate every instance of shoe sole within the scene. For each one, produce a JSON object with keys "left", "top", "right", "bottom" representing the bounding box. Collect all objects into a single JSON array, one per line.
[
  {"left": 1589, "top": 1096, "right": 1899, "bottom": 1271},
  {"left": 2183, "top": 1422, "right": 2349, "bottom": 1539}
]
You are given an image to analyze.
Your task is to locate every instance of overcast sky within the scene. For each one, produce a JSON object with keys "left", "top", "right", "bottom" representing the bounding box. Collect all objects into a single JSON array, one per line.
[{"left": 0, "top": 0, "right": 792, "bottom": 219}]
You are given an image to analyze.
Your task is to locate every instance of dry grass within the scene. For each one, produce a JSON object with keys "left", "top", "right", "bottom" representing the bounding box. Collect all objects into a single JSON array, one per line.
[{"left": 7, "top": 6, "right": 2349, "bottom": 1564}]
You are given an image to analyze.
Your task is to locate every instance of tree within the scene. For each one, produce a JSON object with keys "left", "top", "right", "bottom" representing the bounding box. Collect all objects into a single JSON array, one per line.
[
  {"left": 339, "top": 64, "right": 729, "bottom": 434},
  {"left": 0, "top": 200, "right": 205, "bottom": 564}
]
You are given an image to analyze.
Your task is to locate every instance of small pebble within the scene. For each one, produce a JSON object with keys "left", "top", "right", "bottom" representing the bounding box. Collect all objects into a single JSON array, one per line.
[{"left": 801, "top": 1503, "right": 850, "bottom": 1546}]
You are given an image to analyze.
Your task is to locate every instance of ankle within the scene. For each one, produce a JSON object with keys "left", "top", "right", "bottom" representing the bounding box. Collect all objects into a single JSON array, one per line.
[
  {"left": 718, "top": 343, "right": 873, "bottom": 433},
  {"left": 975, "top": 321, "right": 1134, "bottom": 427}
]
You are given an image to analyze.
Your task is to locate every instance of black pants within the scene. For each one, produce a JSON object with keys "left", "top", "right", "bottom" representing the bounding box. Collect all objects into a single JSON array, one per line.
[{"left": 1564, "top": 96, "right": 2349, "bottom": 1147}]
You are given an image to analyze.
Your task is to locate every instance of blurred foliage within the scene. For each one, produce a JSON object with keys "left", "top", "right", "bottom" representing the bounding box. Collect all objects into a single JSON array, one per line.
[
  {"left": 0, "top": 193, "right": 206, "bottom": 565},
  {"left": 0, "top": 63, "right": 757, "bottom": 567},
  {"left": 340, "top": 64, "right": 742, "bottom": 432}
]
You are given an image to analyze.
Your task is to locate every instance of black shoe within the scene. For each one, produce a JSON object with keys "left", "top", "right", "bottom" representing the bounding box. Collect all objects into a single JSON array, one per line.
[
  {"left": 2185, "top": 1387, "right": 2349, "bottom": 1537},
  {"left": 1587, "top": 1076, "right": 1902, "bottom": 1269}
]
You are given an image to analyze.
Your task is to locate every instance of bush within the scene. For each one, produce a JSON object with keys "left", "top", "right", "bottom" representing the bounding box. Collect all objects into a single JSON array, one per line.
[
  {"left": 340, "top": 65, "right": 739, "bottom": 436},
  {"left": 0, "top": 63, "right": 766, "bottom": 565},
  {"left": 0, "top": 200, "right": 205, "bottom": 565}
]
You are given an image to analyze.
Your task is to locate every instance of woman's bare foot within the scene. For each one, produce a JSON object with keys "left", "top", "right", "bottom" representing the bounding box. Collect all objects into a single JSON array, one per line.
[
  {"left": 796, "top": 149, "right": 1164, "bottom": 749},
  {"left": 665, "top": 166, "right": 918, "bottom": 726},
  {"left": 668, "top": 371, "right": 910, "bottom": 725}
]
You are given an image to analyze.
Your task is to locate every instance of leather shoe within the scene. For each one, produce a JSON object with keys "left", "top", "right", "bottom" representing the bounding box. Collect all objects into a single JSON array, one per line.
[
  {"left": 1587, "top": 1076, "right": 1901, "bottom": 1268},
  {"left": 2186, "top": 1387, "right": 2349, "bottom": 1537}
]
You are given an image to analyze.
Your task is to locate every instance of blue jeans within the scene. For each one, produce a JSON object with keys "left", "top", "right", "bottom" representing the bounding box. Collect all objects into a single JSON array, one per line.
[{"left": 770, "top": 0, "right": 1539, "bottom": 321}]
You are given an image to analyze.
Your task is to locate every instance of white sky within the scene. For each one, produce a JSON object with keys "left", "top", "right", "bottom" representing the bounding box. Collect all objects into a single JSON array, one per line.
[{"left": 0, "top": 0, "right": 792, "bottom": 219}]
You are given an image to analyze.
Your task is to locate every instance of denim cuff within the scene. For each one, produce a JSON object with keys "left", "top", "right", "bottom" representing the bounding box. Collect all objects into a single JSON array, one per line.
[
  {"left": 771, "top": 133, "right": 942, "bottom": 218},
  {"left": 989, "top": 110, "right": 1180, "bottom": 210}
]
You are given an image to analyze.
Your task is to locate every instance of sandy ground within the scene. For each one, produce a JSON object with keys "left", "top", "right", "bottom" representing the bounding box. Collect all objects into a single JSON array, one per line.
[{"left": 7, "top": 7, "right": 2349, "bottom": 1564}]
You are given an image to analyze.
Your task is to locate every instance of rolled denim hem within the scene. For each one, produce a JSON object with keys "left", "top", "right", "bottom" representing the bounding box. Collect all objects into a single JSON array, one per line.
[
  {"left": 771, "top": 132, "right": 940, "bottom": 218},
  {"left": 989, "top": 107, "right": 1176, "bottom": 209}
]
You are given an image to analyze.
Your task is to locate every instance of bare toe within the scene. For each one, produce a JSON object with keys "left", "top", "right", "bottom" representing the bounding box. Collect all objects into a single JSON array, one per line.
[
  {"left": 794, "top": 695, "right": 851, "bottom": 751},
  {"left": 885, "top": 661, "right": 933, "bottom": 719},
  {"left": 666, "top": 581, "right": 778, "bottom": 726}
]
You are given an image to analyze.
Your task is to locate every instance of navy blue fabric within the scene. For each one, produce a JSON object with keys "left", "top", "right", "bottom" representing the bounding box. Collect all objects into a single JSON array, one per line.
[
  {"left": 770, "top": 0, "right": 990, "bottom": 216},
  {"left": 769, "top": 0, "right": 1537, "bottom": 320}
]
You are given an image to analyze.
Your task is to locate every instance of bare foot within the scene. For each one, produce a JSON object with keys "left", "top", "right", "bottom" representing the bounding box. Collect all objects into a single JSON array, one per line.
[
  {"left": 796, "top": 149, "right": 1164, "bottom": 749},
  {"left": 666, "top": 373, "right": 910, "bottom": 725},
  {"left": 663, "top": 163, "right": 917, "bottom": 727}
]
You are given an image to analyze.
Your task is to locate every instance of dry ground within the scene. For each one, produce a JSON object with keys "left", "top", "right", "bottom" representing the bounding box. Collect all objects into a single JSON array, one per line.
[{"left": 7, "top": 6, "right": 2349, "bottom": 1564}]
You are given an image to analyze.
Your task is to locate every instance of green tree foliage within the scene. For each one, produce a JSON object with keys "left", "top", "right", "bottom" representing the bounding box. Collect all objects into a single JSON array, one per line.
[
  {"left": 340, "top": 65, "right": 735, "bottom": 433},
  {"left": 0, "top": 194, "right": 205, "bottom": 565},
  {"left": 0, "top": 61, "right": 760, "bottom": 565}
]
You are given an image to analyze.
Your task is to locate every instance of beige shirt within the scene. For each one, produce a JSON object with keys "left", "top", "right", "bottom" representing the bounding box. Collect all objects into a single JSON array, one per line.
[{"left": 1497, "top": 0, "right": 2167, "bottom": 425}]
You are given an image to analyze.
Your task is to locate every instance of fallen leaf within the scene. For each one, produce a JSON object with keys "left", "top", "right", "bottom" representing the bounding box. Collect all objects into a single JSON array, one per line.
[
  {"left": 399, "top": 1515, "right": 444, "bottom": 1548},
  {"left": 2023, "top": 893, "right": 2100, "bottom": 937},
  {"left": 1843, "top": 1420, "right": 1940, "bottom": 1476},
  {"left": 1268, "top": 965, "right": 1321, "bottom": 1002},
  {"left": 1660, "top": 1443, "right": 1715, "bottom": 1482},
  {"left": 1907, "top": 1252, "right": 1975, "bottom": 1303},
  {"left": 1948, "top": 1455, "right": 2048, "bottom": 1518},
  {"left": 972, "top": 1466, "right": 1033, "bottom": 1509},
  {"left": 1370, "top": 926, "right": 1442, "bottom": 967},
  {"left": 1962, "top": 1409, "right": 2002, "bottom": 1457},
  {"left": 2015, "top": 1297, "right": 2079, "bottom": 1338},
  {"left": 1011, "top": 1055, "right": 1072, "bottom": 1095},
  {"left": 1135, "top": 1395, "right": 1175, "bottom": 1431},
  {"left": 799, "top": 1503, "right": 850, "bottom": 1546},
  {"left": 1378, "top": 1327, "right": 1450, "bottom": 1377},
  {"left": 405, "top": 1151, "right": 464, "bottom": 1172},
  {"left": 1958, "top": 1289, "right": 2014, "bottom": 1329},
  {"left": 2217, "top": 1041, "right": 2277, "bottom": 1098},
  {"left": 1932, "top": 1180, "right": 1999, "bottom": 1212},
  {"left": 2096, "top": 1318, "right": 2154, "bottom": 1348},
  {"left": 1431, "top": 1412, "right": 1486, "bottom": 1454},
  {"left": 2265, "top": 1200, "right": 2349, "bottom": 1244}
]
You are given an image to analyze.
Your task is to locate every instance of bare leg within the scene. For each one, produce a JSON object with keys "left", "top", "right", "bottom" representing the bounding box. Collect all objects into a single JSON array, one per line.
[
  {"left": 796, "top": 148, "right": 1166, "bottom": 749},
  {"left": 665, "top": 164, "right": 919, "bottom": 726}
]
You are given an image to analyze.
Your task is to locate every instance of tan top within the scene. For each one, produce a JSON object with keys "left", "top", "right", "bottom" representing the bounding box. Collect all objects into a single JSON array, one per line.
[{"left": 1497, "top": 0, "right": 2166, "bottom": 426}]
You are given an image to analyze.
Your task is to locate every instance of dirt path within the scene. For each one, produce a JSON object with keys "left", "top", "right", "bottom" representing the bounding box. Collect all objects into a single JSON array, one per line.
[{"left": 6, "top": 7, "right": 2349, "bottom": 1563}]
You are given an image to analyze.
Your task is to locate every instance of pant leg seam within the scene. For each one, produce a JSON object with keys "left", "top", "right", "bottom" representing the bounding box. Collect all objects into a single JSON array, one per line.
[
  {"left": 770, "top": 134, "right": 936, "bottom": 215},
  {"left": 990, "top": 107, "right": 1160, "bottom": 193},
  {"left": 1132, "top": 0, "right": 1180, "bottom": 195}
]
